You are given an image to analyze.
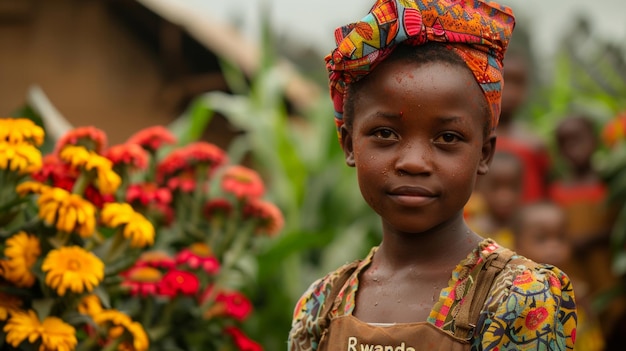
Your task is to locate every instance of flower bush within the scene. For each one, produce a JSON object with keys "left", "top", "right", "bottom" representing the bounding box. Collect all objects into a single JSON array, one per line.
[{"left": 0, "top": 118, "right": 283, "bottom": 350}]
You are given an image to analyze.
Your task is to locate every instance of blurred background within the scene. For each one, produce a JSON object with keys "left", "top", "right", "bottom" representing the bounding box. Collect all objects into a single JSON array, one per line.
[{"left": 2, "top": 0, "right": 626, "bottom": 350}]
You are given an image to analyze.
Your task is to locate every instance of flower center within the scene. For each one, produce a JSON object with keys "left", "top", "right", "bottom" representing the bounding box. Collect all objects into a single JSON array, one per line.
[{"left": 67, "top": 259, "right": 81, "bottom": 271}]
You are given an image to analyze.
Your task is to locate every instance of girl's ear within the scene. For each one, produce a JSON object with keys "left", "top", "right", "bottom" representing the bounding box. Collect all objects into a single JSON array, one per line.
[
  {"left": 478, "top": 134, "right": 496, "bottom": 175},
  {"left": 340, "top": 125, "right": 356, "bottom": 167}
]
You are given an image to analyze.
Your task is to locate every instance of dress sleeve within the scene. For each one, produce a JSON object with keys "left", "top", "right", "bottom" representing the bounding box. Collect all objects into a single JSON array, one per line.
[{"left": 479, "top": 263, "right": 577, "bottom": 351}]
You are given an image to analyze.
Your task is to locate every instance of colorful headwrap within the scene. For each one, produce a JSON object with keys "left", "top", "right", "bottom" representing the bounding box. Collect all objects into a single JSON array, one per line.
[{"left": 325, "top": 0, "right": 515, "bottom": 138}]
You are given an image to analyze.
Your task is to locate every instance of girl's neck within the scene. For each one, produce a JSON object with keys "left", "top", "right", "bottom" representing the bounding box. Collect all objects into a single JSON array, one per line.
[{"left": 377, "top": 213, "right": 483, "bottom": 268}]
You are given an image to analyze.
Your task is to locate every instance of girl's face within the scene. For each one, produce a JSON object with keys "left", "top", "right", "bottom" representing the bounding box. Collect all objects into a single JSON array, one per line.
[{"left": 341, "top": 59, "right": 494, "bottom": 235}]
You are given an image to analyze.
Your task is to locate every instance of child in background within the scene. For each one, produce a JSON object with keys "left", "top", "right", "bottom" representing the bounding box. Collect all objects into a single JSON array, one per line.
[
  {"left": 548, "top": 114, "right": 622, "bottom": 341},
  {"left": 495, "top": 39, "right": 551, "bottom": 203},
  {"left": 513, "top": 201, "right": 605, "bottom": 351},
  {"left": 289, "top": 1, "right": 576, "bottom": 350},
  {"left": 469, "top": 151, "right": 524, "bottom": 250}
]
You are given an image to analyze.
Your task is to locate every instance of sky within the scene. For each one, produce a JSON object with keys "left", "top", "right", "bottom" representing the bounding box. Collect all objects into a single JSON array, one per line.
[{"left": 194, "top": 0, "right": 626, "bottom": 59}]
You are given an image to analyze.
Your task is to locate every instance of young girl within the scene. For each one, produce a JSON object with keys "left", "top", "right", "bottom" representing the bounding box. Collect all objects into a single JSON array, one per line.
[{"left": 289, "top": 1, "right": 576, "bottom": 350}]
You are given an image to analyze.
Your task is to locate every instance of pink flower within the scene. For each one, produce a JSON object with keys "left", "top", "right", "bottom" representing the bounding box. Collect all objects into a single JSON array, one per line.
[
  {"left": 157, "top": 142, "right": 227, "bottom": 180},
  {"left": 127, "top": 126, "right": 177, "bottom": 152},
  {"left": 121, "top": 266, "right": 162, "bottom": 297},
  {"left": 126, "top": 183, "right": 172, "bottom": 207},
  {"left": 165, "top": 170, "right": 197, "bottom": 193},
  {"left": 221, "top": 165, "right": 265, "bottom": 199},
  {"left": 104, "top": 143, "right": 149, "bottom": 170},
  {"left": 159, "top": 270, "right": 200, "bottom": 297},
  {"left": 136, "top": 251, "right": 176, "bottom": 270},
  {"left": 175, "top": 243, "right": 220, "bottom": 274}
]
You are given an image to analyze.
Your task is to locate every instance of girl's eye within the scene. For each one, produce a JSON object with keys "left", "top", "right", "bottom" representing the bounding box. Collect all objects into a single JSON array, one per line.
[
  {"left": 435, "top": 133, "right": 461, "bottom": 143},
  {"left": 373, "top": 129, "right": 398, "bottom": 140}
]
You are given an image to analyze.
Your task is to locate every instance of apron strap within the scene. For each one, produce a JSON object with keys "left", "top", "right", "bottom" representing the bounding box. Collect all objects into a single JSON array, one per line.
[
  {"left": 318, "top": 260, "right": 360, "bottom": 332},
  {"left": 453, "top": 248, "right": 516, "bottom": 340}
]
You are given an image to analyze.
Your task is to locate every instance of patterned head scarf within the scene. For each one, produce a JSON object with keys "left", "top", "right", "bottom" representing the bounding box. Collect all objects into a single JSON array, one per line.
[{"left": 325, "top": 0, "right": 515, "bottom": 139}]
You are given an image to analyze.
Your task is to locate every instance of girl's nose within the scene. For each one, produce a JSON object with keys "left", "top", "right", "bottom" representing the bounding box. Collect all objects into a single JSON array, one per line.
[{"left": 395, "top": 143, "right": 433, "bottom": 176}]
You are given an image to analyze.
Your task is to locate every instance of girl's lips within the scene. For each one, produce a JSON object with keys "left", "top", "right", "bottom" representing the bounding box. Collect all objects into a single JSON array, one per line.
[{"left": 388, "top": 186, "right": 438, "bottom": 206}]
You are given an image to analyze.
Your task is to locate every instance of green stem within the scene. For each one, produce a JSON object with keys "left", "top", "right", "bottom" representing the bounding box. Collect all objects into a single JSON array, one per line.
[{"left": 72, "top": 171, "right": 93, "bottom": 196}]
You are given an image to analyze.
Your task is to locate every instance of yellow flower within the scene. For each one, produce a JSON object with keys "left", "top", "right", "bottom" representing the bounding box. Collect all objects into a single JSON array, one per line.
[
  {"left": 77, "top": 294, "right": 104, "bottom": 317},
  {"left": 0, "top": 293, "right": 22, "bottom": 321},
  {"left": 38, "top": 186, "right": 96, "bottom": 237},
  {"left": 16, "top": 180, "right": 50, "bottom": 196},
  {"left": 101, "top": 203, "right": 155, "bottom": 248},
  {"left": 42, "top": 246, "right": 104, "bottom": 296},
  {"left": 93, "top": 309, "right": 150, "bottom": 351},
  {"left": 3, "top": 309, "right": 76, "bottom": 351},
  {"left": 0, "top": 141, "right": 42, "bottom": 174},
  {"left": 0, "top": 118, "right": 44, "bottom": 145},
  {"left": 2, "top": 232, "right": 41, "bottom": 287},
  {"left": 59, "top": 145, "right": 121, "bottom": 195}
]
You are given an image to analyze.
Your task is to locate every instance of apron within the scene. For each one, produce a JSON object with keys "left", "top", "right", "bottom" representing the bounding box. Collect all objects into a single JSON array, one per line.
[{"left": 317, "top": 250, "right": 514, "bottom": 351}]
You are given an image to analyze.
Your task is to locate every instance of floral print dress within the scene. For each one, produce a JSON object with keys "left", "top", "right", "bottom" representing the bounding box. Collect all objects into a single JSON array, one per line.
[{"left": 288, "top": 239, "right": 577, "bottom": 351}]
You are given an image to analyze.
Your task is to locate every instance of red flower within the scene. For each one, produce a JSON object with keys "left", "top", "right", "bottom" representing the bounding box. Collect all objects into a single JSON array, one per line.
[
  {"left": 32, "top": 154, "right": 78, "bottom": 187},
  {"left": 243, "top": 199, "right": 284, "bottom": 236},
  {"left": 55, "top": 126, "right": 107, "bottom": 154},
  {"left": 136, "top": 251, "right": 176, "bottom": 270},
  {"left": 84, "top": 185, "right": 115, "bottom": 208},
  {"left": 127, "top": 126, "right": 177, "bottom": 152},
  {"left": 602, "top": 112, "right": 626, "bottom": 148},
  {"left": 217, "top": 291, "right": 253, "bottom": 321},
  {"left": 225, "top": 327, "right": 263, "bottom": 351},
  {"left": 525, "top": 306, "right": 549, "bottom": 330},
  {"left": 104, "top": 143, "right": 149, "bottom": 170},
  {"left": 175, "top": 243, "right": 220, "bottom": 274},
  {"left": 203, "top": 198, "right": 233, "bottom": 219},
  {"left": 221, "top": 165, "right": 265, "bottom": 199},
  {"left": 165, "top": 170, "right": 197, "bottom": 193},
  {"left": 157, "top": 142, "right": 227, "bottom": 180},
  {"left": 121, "top": 266, "right": 162, "bottom": 297},
  {"left": 126, "top": 182, "right": 172, "bottom": 207},
  {"left": 159, "top": 270, "right": 200, "bottom": 297}
]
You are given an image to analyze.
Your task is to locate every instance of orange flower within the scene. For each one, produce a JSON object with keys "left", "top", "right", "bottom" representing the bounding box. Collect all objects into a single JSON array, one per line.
[
  {"left": 2, "top": 232, "right": 41, "bottom": 287},
  {"left": 0, "top": 293, "right": 22, "bottom": 321},
  {"left": 59, "top": 145, "right": 121, "bottom": 195},
  {"left": 37, "top": 186, "right": 96, "bottom": 237},
  {"left": 244, "top": 199, "right": 285, "bottom": 236},
  {"left": 92, "top": 309, "right": 149, "bottom": 351},
  {"left": 3, "top": 310, "right": 77, "bottom": 351},
  {"left": 0, "top": 141, "right": 42, "bottom": 174},
  {"left": 221, "top": 165, "right": 265, "bottom": 199},
  {"left": 55, "top": 126, "right": 107, "bottom": 154},
  {"left": 78, "top": 294, "right": 104, "bottom": 317},
  {"left": 602, "top": 112, "right": 626, "bottom": 148},
  {"left": 126, "top": 125, "right": 176, "bottom": 152},
  {"left": 105, "top": 143, "right": 150, "bottom": 170},
  {"left": 42, "top": 246, "right": 105, "bottom": 296},
  {"left": 101, "top": 203, "right": 155, "bottom": 248}
]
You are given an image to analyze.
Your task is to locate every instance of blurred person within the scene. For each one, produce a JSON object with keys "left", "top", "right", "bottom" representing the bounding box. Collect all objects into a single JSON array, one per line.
[
  {"left": 468, "top": 151, "right": 524, "bottom": 249},
  {"left": 495, "top": 41, "right": 551, "bottom": 203},
  {"left": 549, "top": 113, "right": 623, "bottom": 341},
  {"left": 513, "top": 201, "right": 605, "bottom": 351}
]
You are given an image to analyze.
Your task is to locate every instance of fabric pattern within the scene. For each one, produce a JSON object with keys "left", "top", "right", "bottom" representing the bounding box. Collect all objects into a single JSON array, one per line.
[
  {"left": 288, "top": 239, "right": 577, "bottom": 351},
  {"left": 325, "top": 0, "right": 515, "bottom": 139}
]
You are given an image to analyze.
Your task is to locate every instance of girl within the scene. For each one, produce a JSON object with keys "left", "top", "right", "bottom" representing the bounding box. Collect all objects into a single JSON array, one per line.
[{"left": 289, "top": 1, "right": 576, "bottom": 350}]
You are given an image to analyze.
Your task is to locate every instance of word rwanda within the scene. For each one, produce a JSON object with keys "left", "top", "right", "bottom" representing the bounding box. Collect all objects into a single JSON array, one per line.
[{"left": 347, "top": 337, "right": 416, "bottom": 351}]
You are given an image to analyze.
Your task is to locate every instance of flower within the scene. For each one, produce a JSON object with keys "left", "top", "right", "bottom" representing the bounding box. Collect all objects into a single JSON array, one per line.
[
  {"left": 42, "top": 246, "right": 105, "bottom": 296},
  {"left": 55, "top": 126, "right": 107, "bottom": 154},
  {"left": 159, "top": 270, "right": 200, "bottom": 297},
  {"left": 221, "top": 165, "right": 265, "bottom": 199},
  {"left": 32, "top": 154, "right": 78, "bottom": 188},
  {"left": 2, "top": 232, "right": 41, "bottom": 287},
  {"left": 16, "top": 180, "right": 51, "bottom": 195},
  {"left": 0, "top": 118, "right": 44, "bottom": 145},
  {"left": 157, "top": 142, "right": 227, "bottom": 179},
  {"left": 92, "top": 309, "right": 149, "bottom": 351},
  {"left": 243, "top": 199, "right": 284, "bottom": 236},
  {"left": 203, "top": 198, "right": 234, "bottom": 219},
  {"left": 602, "top": 112, "right": 626, "bottom": 148},
  {"left": 136, "top": 251, "right": 176, "bottom": 269},
  {"left": 225, "top": 326, "right": 263, "bottom": 351},
  {"left": 3, "top": 310, "right": 77, "bottom": 351},
  {"left": 175, "top": 243, "right": 220, "bottom": 274},
  {"left": 59, "top": 145, "right": 121, "bottom": 195},
  {"left": 217, "top": 291, "right": 253, "bottom": 321},
  {"left": 126, "top": 125, "right": 176, "bottom": 152},
  {"left": 126, "top": 182, "right": 171, "bottom": 207},
  {"left": 105, "top": 143, "right": 150, "bottom": 170},
  {"left": 0, "top": 141, "right": 42, "bottom": 174},
  {"left": 121, "top": 266, "right": 163, "bottom": 297},
  {"left": 101, "top": 203, "right": 155, "bottom": 248},
  {"left": 37, "top": 186, "right": 97, "bottom": 237},
  {"left": 165, "top": 169, "right": 197, "bottom": 193},
  {"left": 78, "top": 294, "right": 104, "bottom": 317},
  {"left": 0, "top": 293, "right": 22, "bottom": 321}
]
